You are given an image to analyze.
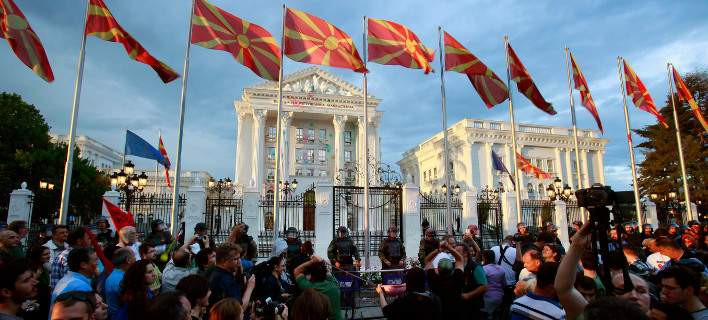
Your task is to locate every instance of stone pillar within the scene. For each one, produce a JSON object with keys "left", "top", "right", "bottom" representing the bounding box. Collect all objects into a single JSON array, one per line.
[
  {"left": 460, "top": 188, "right": 478, "bottom": 229},
  {"left": 314, "top": 181, "right": 334, "bottom": 258},
  {"left": 368, "top": 116, "right": 380, "bottom": 183},
  {"left": 691, "top": 202, "right": 699, "bottom": 222},
  {"left": 564, "top": 148, "right": 575, "bottom": 190},
  {"left": 464, "top": 141, "right": 475, "bottom": 192},
  {"left": 235, "top": 110, "right": 252, "bottom": 187},
  {"left": 554, "top": 147, "right": 563, "bottom": 182},
  {"left": 517, "top": 145, "right": 526, "bottom": 199},
  {"left": 101, "top": 189, "right": 120, "bottom": 225},
  {"left": 484, "top": 143, "right": 493, "bottom": 188},
  {"left": 242, "top": 188, "right": 260, "bottom": 238},
  {"left": 643, "top": 200, "right": 658, "bottom": 228},
  {"left": 581, "top": 149, "right": 590, "bottom": 189},
  {"left": 333, "top": 115, "right": 347, "bottom": 184},
  {"left": 280, "top": 112, "right": 293, "bottom": 181},
  {"left": 402, "top": 182, "right": 421, "bottom": 261},
  {"left": 7, "top": 182, "right": 34, "bottom": 225},
  {"left": 251, "top": 109, "right": 267, "bottom": 193},
  {"left": 501, "top": 191, "right": 518, "bottom": 237},
  {"left": 554, "top": 200, "right": 570, "bottom": 250},
  {"left": 357, "top": 117, "right": 366, "bottom": 186},
  {"left": 597, "top": 150, "right": 605, "bottom": 185},
  {"left": 184, "top": 185, "right": 206, "bottom": 241}
]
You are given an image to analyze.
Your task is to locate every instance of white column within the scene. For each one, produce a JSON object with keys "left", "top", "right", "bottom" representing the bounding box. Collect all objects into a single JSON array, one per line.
[
  {"left": 280, "top": 112, "right": 293, "bottom": 181},
  {"left": 554, "top": 147, "right": 563, "bottom": 181},
  {"left": 484, "top": 142, "right": 493, "bottom": 188},
  {"left": 333, "top": 115, "right": 347, "bottom": 185},
  {"left": 252, "top": 109, "right": 267, "bottom": 193},
  {"left": 502, "top": 191, "right": 518, "bottom": 237},
  {"left": 517, "top": 145, "right": 526, "bottom": 199},
  {"left": 314, "top": 181, "right": 334, "bottom": 258},
  {"left": 184, "top": 184, "right": 206, "bottom": 241},
  {"left": 564, "top": 148, "right": 575, "bottom": 190},
  {"left": 235, "top": 110, "right": 252, "bottom": 186},
  {"left": 644, "top": 200, "right": 658, "bottom": 228},
  {"left": 596, "top": 150, "right": 605, "bottom": 185},
  {"left": 554, "top": 200, "right": 570, "bottom": 250},
  {"left": 461, "top": 188, "right": 478, "bottom": 228},
  {"left": 464, "top": 141, "right": 475, "bottom": 192},
  {"left": 7, "top": 183, "right": 33, "bottom": 225},
  {"left": 242, "top": 187, "right": 260, "bottom": 234},
  {"left": 503, "top": 143, "right": 511, "bottom": 191},
  {"left": 357, "top": 116, "right": 366, "bottom": 186},
  {"left": 581, "top": 149, "right": 590, "bottom": 189},
  {"left": 368, "top": 117, "right": 380, "bottom": 184},
  {"left": 402, "top": 182, "right": 421, "bottom": 261}
]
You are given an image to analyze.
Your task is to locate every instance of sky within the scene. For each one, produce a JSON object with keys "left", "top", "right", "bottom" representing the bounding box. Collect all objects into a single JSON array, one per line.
[{"left": 2, "top": 0, "right": 707, "bottom": 192}]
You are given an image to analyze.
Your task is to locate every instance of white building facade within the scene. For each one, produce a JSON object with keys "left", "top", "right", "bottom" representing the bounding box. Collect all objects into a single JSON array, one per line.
[
  {"left": 51, "top": 133, "right": 123, "bottom": 170},
  {"left": 234, "top": 67, "right": 382, "bottom": 193},
  {"left": 398, "top": 118, "right": 608, "bottom": 199}
]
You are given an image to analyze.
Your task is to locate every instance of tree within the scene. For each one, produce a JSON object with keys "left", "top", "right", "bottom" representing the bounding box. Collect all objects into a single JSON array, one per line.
[
  {"left": 0, "top": 92, "right": 109, "bottom": 223},
  {"left": 635, "top": 70, "right": 708, "bottom": 216}
]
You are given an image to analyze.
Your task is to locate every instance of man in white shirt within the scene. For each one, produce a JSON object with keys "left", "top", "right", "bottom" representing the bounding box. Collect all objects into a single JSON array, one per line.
[
  {"left": 643, "top": 238, "right": 669, "bottom": 272},
  {"left": 43, "top": 225, "right": 69, "bottom": 270},
  {"left": 491, "top": 236, "right": 517, "bottom": 286}
]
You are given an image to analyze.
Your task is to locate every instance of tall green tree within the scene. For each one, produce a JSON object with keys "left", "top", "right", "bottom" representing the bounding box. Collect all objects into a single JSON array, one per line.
[
  {"left": 635, "top": 70, "right": 708, "bottom": 214},
  {"left": 0, "top": 92, "right": 109, "bottom": 223}
]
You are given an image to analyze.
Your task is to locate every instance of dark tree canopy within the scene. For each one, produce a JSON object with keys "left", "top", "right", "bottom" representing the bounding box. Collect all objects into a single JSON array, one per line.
[
  {"left": 635, "top": 69, "right": 707, "bottom": 214},
  {"left": 0, "top": 92, "right": 109, "bottom": 223}
]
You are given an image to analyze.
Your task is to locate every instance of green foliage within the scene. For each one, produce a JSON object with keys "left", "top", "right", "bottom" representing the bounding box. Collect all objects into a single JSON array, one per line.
[
  {"left": 634, "top": 70, "right": 708, "bottom": 213},
  {"left": 0, "top": 92, "right": 109, "bottom": 222}
]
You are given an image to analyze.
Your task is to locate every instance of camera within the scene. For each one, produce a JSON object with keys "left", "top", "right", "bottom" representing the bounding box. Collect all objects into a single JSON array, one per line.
[
  {"left": 575, "top": 183, "right": 615, "bottom": 209},
  {"left": 254, "top": 298, "right": 285, "bottom": 319}
]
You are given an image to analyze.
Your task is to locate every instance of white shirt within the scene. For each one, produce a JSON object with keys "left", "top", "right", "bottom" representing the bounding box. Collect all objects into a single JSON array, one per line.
[
  {"left": 646, "top": 252, "right": 670, "bottom": 271},
  {"left": 491, "top": 244, "right": 517, "bottom": 285},
  {"left": 431, "top": 252, "right": 454, "bottom": 268}
]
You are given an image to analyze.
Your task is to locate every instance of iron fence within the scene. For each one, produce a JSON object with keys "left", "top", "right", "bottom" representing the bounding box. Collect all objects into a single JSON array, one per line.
[
  {"left": 419, "top": 192, "right": 463, "bottom": 234},
  {"left": 478, "top": 199, "right": 503, "bottom": 249},
  {"left": 520, "top": 199, "right": 553, "bottom": 235},
  {"left": 205, "top": 197, "right": 243, "bottom": 245},
  {"left": 565, "top": 201, "right": 583, "bottom": 235},
  {"left": 257, "top": 185, "right": 316, "bottom": 258},
  {"left": 120, "top": 193, "right": 185, "bottom": 240}
]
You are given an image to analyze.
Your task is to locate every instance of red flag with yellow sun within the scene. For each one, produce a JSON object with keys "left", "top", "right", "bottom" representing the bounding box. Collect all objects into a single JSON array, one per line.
[
  {"left": 367, "top": 18, "right": 434, "bottom": 74},
  {"left": 0, "top": 0, "right": 54, "bottom": 82}
]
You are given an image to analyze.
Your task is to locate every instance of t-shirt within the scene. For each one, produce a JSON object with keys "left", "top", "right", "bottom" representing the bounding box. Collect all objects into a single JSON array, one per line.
[
  {"left": 427, "top": 268, "right": 464, "bottom": 319},
  {"left": 431, "top": 252, "right": 454, "bottom": 268},
  {"left": 105, "top": 269, "right": 125, "bottom": 317},
  {"left": 510, "top": 292, "right": 566, "bottom": 320},
  {"left": 161, "top": 260, "right": 197, "bottom": 293},
  {"left": 692, "top": 308, "right": 708, "bottom": 320},
  {"left": 491, "top": 244, "right": 518, "bottom": 285},
  {"left": 296, "top": 274, "right": 342, "bottom": 320},
  {"left": 646, "top": 252, "right": 670, "bottom": 271},
  {"left": 484, "top": 264, "right": 507, "bottom": 301}
]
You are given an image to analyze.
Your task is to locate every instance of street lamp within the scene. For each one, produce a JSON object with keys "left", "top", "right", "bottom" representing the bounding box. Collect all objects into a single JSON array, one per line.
[
  {"left": 650, "top": 190, "right": 683, "bottom": 224},
  {"left": 110, "top": 161, "right": 148, "bottom": 213},
  {"left": 547, "top": 177, "right": 573, "bottom": 202}
]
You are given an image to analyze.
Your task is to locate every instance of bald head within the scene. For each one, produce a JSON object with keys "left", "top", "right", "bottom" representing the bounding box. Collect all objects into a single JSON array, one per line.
[
  {"left": 118, "top": 226, "right": 137, "bottom": 245},
  {"left": 0, "top": 230, "right": 20, "bottom": 249}
]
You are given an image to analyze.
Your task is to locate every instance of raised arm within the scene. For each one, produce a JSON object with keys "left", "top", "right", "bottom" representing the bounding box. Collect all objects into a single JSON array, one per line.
[{"left": 554, "top": 223, "right": 591, "bottom": 320}]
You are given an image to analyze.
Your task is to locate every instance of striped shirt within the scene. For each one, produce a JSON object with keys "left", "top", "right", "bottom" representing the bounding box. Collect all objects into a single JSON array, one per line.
[{"left": 510, "top": 292, "right": 566, "bottom": 320}]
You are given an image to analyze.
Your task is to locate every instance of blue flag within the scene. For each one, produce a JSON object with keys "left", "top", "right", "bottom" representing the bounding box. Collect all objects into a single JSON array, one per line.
[
  {"left": 492, "top": 150, "right": 515, "bottom": 189},
  {"left": 124, "top": 130, "right": 166, "bottom": 165}
]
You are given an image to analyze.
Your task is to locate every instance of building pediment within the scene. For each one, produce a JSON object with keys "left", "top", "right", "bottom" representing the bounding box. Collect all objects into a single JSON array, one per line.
[{"left": 248, "top": 67, "right": 372, "bottom": 99}]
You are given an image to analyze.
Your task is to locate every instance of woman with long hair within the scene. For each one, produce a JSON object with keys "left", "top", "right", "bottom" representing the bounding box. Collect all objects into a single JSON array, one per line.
[
  {"left": 23, "top": 245, "right": 52, "bottom": 320},
  {"left": 256, "top": 256, "right": 290, "bottom": 304},
  {"left": 115, "top": 260, "right": 157, "bottom": 320},
  {"left": 542, "top": 244, "right": 563, "bottom": 263},
  {"left": 176, "top": 274, "right": 211, "bottom": 320}
]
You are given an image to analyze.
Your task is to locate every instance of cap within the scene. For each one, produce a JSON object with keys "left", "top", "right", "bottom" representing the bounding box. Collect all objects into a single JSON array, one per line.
[
  {"left": 151, "top": 219, "right": 165, "bottom": 229},
  {"left": 437, "top": 258, "right": 454, "bottom": 276},
  {"left": 194, "top": 223, "right": 207, "bottom": 231}
]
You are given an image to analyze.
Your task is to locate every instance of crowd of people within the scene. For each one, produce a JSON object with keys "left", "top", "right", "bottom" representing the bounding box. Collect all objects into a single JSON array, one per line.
[{"left": 0, "top": 216, "right": 707, "bottom": 320}]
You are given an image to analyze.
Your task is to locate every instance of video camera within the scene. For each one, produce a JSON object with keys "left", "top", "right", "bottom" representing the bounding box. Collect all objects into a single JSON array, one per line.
[
  {"left": 575, "top": 183, "right": 616, "bottom": 210},
  {"left": 254, "top": 298, "right": 285, "bottom": 319}
]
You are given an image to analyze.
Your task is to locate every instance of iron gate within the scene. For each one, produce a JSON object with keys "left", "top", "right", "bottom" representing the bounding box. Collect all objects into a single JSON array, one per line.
[
  {"left": 520, "top": 199, "right": 553, "bottom": 235},
  {"left": 478, "top": 194, "right": 503, "bottom": 249},
  {"left": 332, "top": 186, "right": 403, "bottom": 258},
  {"left": 205, "top": 197, "right": 243, "bottom": 245},
  {"left": 120, "top": 193, "right": 185, "bottom": 240},
  {"left": 258, "top": 186, "right": 316, "bottom": 257},
  {"left": 420, "top": 192, "right": 462, "bottom": 234}
]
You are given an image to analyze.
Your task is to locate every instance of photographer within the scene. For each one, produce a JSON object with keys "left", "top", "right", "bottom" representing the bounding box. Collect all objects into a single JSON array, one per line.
[{"left": 293, "top": 256, "right": 341, "bottom": 320}]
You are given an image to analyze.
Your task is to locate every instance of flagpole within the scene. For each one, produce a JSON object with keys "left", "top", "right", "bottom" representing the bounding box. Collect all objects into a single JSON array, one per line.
[
  {"left": 616, "top": 57, "right": 643, "bottom": 224},
  {"left": 362, "top": 16, "right": 371, "bottom": 269},
  {"left": 169, "top": 0, "right": 196, "bottom": 237},
  {"left": 564, "top": 48, "right": 586, "bottom": 222},
  {"left": 58, "top": 0, "right": 91, "bottom": 225},
  {"left": 504, "top": 36, "right": 523, "bottom": 224},
  {"left": 667, "top": 63, "right": 693, "bottom": 222},
  {"left": 271, "top": 5, "right": 287, "bottom": 244},
  {"left": 155, "top": 129, "right": 160, "bottom": 193},
  {"left": 437, "top": 27, "right": 453, "bottom": 235}
]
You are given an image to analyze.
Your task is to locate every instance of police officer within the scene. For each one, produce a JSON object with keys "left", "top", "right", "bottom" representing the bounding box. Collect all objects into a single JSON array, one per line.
[
  {"left": 285, "top": 227, "right": 305, "bottom": 274},
  {"left": 379, "top": 226, "right": 405, "bottom": 269},
  {"left": 418, "top": 228, "right": 438, "bottom": 266},
  {"left": 327, "top": 226, "right": 361, "bottom": 270},
  {"left": 144, "top": 219, "right": 174, "bottom": 251}
]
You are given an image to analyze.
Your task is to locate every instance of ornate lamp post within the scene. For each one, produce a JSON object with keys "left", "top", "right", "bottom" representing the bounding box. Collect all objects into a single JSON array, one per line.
[
  {"left": 546, "top": 177, "right": 573, "bottom": 202},
  {"left": 650, "top": 191, "right": 683, "bottom": 224},
  {"left": 110, "top": 160, "right": 148, "bottom": 213},
  {"left": 208, "top": 177, "right": 234, "bottom": 232},
  {"left": 479, "top": 182, "right": 505, "bottom": 201}
]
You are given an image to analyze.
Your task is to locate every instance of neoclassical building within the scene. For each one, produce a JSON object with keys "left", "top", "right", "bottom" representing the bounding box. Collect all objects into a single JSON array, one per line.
[
  {"left": 234, "top": 67, "right": 383, "bottom": 193},
  {"left": 51, "top": 133, "right": 122, "bottom": 170},
  {"left": 397, "top": 118, "right": 608, "bottom": 198}
]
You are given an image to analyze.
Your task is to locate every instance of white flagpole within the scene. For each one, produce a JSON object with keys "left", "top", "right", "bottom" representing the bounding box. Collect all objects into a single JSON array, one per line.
[
  {"left": 616, "top": 57, "right": 643, "bottom": 224},
  {"left": 362, "top": 16, "right": 371, "bottom": 269},
  {"left": 271, "top": 5, "right": 287, "bottom": 243},
  {"left": 58, "top": 0, "right": 91, "bottom": 225},
  {"left": 564, "top": 48, "right": 587, "bottom": 222},
  {"left": 437, "top": 27, "right": 453, "bottom": 235},
  {"left": 504, "top": 36, "right": 523, "bottom": 224},
  {"left": 169, "top": 0, "right": 196, "bottom": 237},
  {"left": 667, "top": 63, "right": 693, "bottom": 222}
]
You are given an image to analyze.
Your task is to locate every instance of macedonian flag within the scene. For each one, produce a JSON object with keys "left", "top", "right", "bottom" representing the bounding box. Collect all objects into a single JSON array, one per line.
[
  {"left": 85, "top": 0, "right": 179, "bottom": 83},
  {"left": 569, "top": 51, "right": 603, "bottom": 133},
  {"left": 284, "top": 8, "right": 365, "bottom": 73},
  {"left": 367, "top": 18, "right": 434, "bottom": 74},
  {"left": 444, "top": 31, "right": 508, "bottom": 108},
  {"left": 516, "top": 152, "right": 551, "bottom": 180},
  {"left": 192, "top": 0, "right": 280, "bottom": 81},
  {"left": 0, "top": 0, "right": 54, "bottom": 82},
  {"left": 507, "top": 42, "right": 556, "bottom": 115},
  {"left": 672, "top": 66, "right": 708, "bottom": 133},
  {"left": 623, "top": 60, "right": 668, "bottom": 128}
]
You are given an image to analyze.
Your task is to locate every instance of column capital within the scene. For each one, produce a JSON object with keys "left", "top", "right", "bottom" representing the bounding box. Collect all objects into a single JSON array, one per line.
[
  {"left": 252, "top": 109, "right": 267, "bottom": 124},
  {"left": 333, "top": 115, "right": 348, "bottom": 128},
  {"left": 357, "top": 116, "right": 366, "bottom": 128},
  {"left": 280, "top": 111, "right": 294, "bottom": 126},
  {"left": 237, "top": 110, "right": 251, "bottom": 121}
]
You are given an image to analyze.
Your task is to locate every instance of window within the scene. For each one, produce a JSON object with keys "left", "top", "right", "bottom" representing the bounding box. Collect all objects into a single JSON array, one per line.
[
  {"left": 267, "top": 147, "right": 275, "bottom": 160},
  {"left": 319, "top": 170, "right": 328, "bottom": 177},
  {"left": 296, "top": 128, "right": 303, "bottom": 141},
  {"left": 267, "top": 169, "right": 274, "bottom": 182},
  {"left": 306, "top": 168, "right": 314, "bottom": 176},
  {"left": 296, "top": 148, "right": 303, "bottom": 163},
  {"left": 547, "top": 159, "right": 554, "bottom": 173},
  {"left": 344, "top": 131, "right": 352, "bottom": 145},
  {"left": 295, "top": 168, "right": 302, "bottom": 176},
  {"left": 344, "top": 150, "right": 352, "bottom": 162},
  {"left": 267, "top": 127, "right": 276, "bottom": 141},
  {"left": 423, "top": 171, "right": 427, "bottom": 181},
  {"left": 319, "top": 129, "right": 326, "bottom": 141},
  {"left": 307, "top": 129, "right": 315, "bottom": 143},
  {"left": 318, "top": 149, "right": 326, "bottom": 162},
  {"left": 306, "top": 149, "right": 314, "bottom": 163}
]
